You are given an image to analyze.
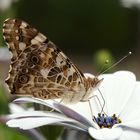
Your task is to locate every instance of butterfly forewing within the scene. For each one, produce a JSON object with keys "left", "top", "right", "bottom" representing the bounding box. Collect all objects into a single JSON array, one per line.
[{"left": 3, "top": 18, "right": 95, "bottom": 103}]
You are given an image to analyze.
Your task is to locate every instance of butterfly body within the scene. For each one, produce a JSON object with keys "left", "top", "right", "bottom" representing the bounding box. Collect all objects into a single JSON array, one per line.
[{"left": 3, "top": 18, "right": 102, "bottom": 103}]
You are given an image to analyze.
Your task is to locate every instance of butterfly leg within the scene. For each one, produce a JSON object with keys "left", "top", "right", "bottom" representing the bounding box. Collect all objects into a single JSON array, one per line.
[
  {"left": 80, "top": 98, "right": 96, "bottom": 120},
  {"left": 81, "top": 89, "right": 106, "bottom": 115}
]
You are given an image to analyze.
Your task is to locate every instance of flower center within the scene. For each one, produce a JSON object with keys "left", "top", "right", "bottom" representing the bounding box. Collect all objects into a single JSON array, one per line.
[{"left": 93, "top": 113, "right": 122, "bottom": 128}]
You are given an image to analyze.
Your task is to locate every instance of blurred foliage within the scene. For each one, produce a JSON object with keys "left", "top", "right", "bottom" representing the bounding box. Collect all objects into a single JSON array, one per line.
[
  {"left": 0, "top": 125, "right": 30, "bottom": 140},
  {"left": 40, "top": 125, "right": 63, "bottom": 140},
  {"left": 14, "top": 0, "right": 138, "bottom": 56},
  {"left": 93, "top": 49, "right": 115, "bottom": 72},
  {"left": 0, "top": 84, "right": 9, "bottom": 114},
  {"left": 1, "top": 0, "right": 138, "bottom": 56}
]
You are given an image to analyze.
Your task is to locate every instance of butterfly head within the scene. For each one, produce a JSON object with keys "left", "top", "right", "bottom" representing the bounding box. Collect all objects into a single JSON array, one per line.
[
  {"left": 90, "top": 76, "right": 103, "bottom": 90},
  {"left": 84, "top": 73, "right": 103, "bottom": 91}
]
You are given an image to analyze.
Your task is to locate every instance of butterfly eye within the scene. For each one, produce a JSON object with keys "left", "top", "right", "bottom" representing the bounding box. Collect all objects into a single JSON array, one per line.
[
  {"left": 18, "top": 74, "right": 29, "bottom": 84},
  {"left": 30, "top": 55, "right": 40, "bottom": 64}
]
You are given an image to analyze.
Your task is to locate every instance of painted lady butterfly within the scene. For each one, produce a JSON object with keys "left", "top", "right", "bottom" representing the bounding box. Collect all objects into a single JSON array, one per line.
[{"left": 3, "top": 18, "right": 102, "bottom": 103}]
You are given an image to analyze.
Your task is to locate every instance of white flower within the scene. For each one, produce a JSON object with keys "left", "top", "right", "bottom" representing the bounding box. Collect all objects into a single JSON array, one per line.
[
  {"left": 6, "top": 71, "right": 140, "bottom": 140},
  {"left": 121, "top": 0, "right": 140, "bottom": 8}
]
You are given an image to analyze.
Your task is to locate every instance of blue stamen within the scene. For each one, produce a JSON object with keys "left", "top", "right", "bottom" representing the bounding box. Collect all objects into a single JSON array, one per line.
[{"left": 93, "top": 113, "right": 121, "bottom": 128}]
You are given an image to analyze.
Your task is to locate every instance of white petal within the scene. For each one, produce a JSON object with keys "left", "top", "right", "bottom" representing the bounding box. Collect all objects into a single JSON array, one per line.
[
  {"left": 54, "top": 102, "right": 99, "bottom": 129},
  {"left": 66, "top": 101, "right": 94, "bottom": 121},
  {"left": 119, "top": 82, "right": 140, "bottom": 122},
  {"left": 7, "top": 110, "right": 88, "bottom": 130},
  {"left": 14, "top": 97, "right": 94, "bottom": 121},
  {"left": 7, "top": 115, "right": 87, "bottom": 131},
  {"left": 8, "top": 110, "right": 71, "bottom": 119},
  {"left": 98, "top": 71, "right": 136, "bottom": 116},
  {"left": 9, "top": 103, "right": 26, "bottom": 113},
  {"left": 12, "top": 97, "right": 100, "bottom": 129},
  {"left": 119, "top": 127, "right": 140, "bottom": 140},
  {"left": 88, "top": 127, "right": 123, "bottom": 140},
  {"left": 116, "top": 119, "right": 140, "bottom": 130},
  {"left": 7, "top": 117, "right": 67, "bottom": 130},
  {"left": 13, "top": 97, "right": 60, "bottom": 112}
]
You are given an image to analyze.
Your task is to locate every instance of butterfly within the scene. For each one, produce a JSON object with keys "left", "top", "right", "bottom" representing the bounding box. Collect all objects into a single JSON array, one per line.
[{"left": 3, "top": 18, "right": 102, "bottom": 103}]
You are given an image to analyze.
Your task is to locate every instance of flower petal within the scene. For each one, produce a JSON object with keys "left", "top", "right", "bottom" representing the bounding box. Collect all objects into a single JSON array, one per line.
[
  {"left": 118, "top": 82, "right": 140, "bottom": 122},
  {"left": 54, "top": 102, "right": 99, "bottom": 129},
  {"left": 13, "top": 97, "right": 60, "bottom": 112},
  {"left": 7, "top": 110, "right": 89, "bottom": 131},
  {"left": 7, "top": 117, "right": 69, "bottom": 130},
  {"left": 66, "top": 101, "right": 94, "bottom": 120},
  {"left": 99, "top": 71, "right": 136, "bottom": 116},
  {"left": 9, "top": 103, "right": 27, "bottom": 113},
  {"left": 8, "top": 110, "right": 71, "bottom": 119},
  {"left": 119, "top": 127, "right": 140, "bottom": 140},
  {"left": 7, "top": 115, "right": 87, "bottom": 131},
  {"left": 88, "top": 127, "right": 123, "bottom": 140},
  {"left": 116, "top": 119, "right": 140, "bottom": 130}
]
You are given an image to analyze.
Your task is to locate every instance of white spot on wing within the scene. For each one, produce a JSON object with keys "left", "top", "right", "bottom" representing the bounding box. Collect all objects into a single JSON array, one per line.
[
  {"left": 40, "top": 69, "right": 49, "bottom": 78},
  {"left": 19, "top": 42, "right": 26, "bottom": 50},
  {"left": 31, "top": 33, "right": 47, "bottom": 44},
  {"left": 21, "top": 22, "right": 27, "bottom": 28},
  {"left": 15, "top": 30, "right": 18, "bottom": 33},
  {"left": 36, "top": 33, "right": 47, "bottom": 41},
  {"left": 16, "top": 36, "right": 19, "bottom": 40},
  {"left": 31, "top": 39, "right": 39, "bottom": 44}
]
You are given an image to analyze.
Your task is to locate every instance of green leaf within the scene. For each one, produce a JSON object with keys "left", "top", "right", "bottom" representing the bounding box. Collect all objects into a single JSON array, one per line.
[
  {"left": 0, "top": 125, "right": 30, "bottom": 140},
  {"left": 0, "top": 85, "right": 9, "bottom": 114}
]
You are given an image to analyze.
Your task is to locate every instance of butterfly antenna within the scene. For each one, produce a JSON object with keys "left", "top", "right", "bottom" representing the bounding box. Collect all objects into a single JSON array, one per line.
[
  {"left": 98, "top": 51, "right": 132, "bottom": 75},
  {"left": 94, "top": 52, "right": 132, "bottom": 115},
  {"left": 95, "top": 59, "right": 109, "bottom": 77}
]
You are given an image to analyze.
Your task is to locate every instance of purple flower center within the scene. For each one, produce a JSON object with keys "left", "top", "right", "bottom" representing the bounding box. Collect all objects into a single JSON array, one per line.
[{"left": 93, "top": 113, "right": 121, "bottom": 128}]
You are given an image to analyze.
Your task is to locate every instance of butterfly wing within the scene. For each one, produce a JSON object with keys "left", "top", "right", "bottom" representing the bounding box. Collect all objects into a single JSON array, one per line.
[{"left": 3, "top": 18, "right": 87, "bottom": 102}]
